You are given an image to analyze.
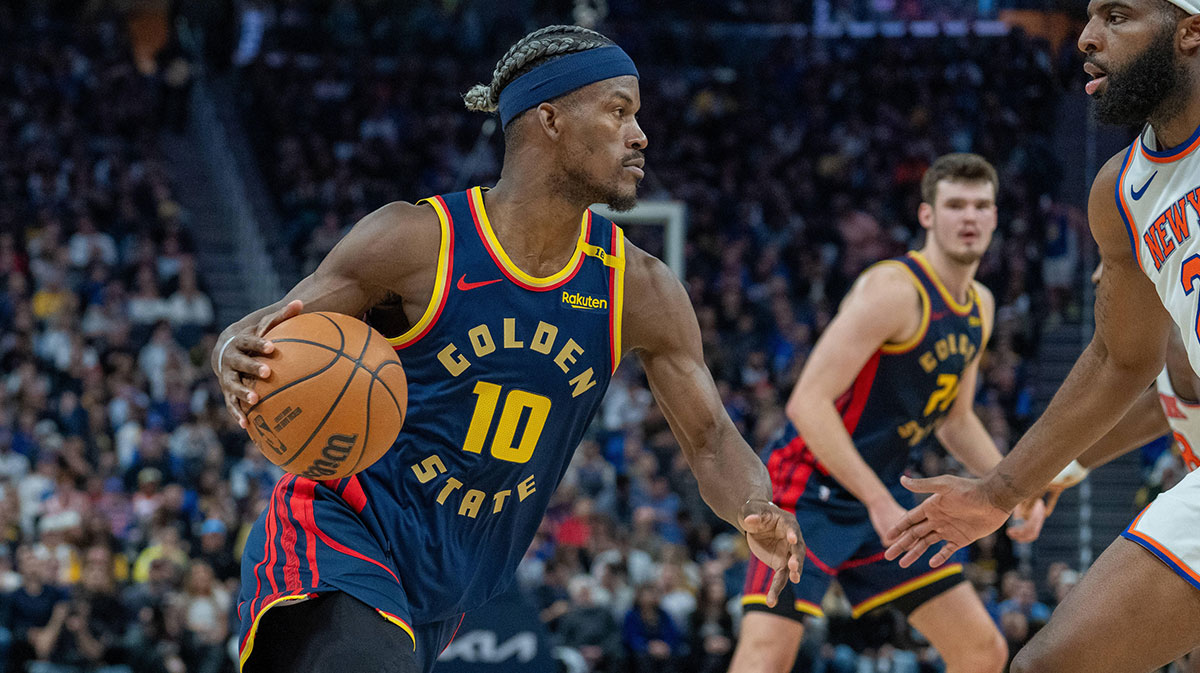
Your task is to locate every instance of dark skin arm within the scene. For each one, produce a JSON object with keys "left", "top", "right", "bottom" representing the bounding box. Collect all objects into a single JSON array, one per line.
[
  {"left": 885, "top": 151, "right": 1174, "bottom": 567},
  {"left": 622, "top": 243, "right": 804, "bottom": 605},
  {"left": 211, "top": 201, "right": 441, "bottom": 425}
]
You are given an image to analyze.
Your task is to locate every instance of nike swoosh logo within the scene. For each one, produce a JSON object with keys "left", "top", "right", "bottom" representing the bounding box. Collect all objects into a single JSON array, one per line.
[
  {"left": 456, "top": 274, "right": 502, "bottom": 291},
  {"left": 1131, "top": 171, "right": 1157, "bottom": 201}
]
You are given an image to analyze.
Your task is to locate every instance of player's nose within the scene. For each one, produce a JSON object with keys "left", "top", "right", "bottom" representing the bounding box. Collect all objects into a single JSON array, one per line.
[
  {"left": 1078, "top": 18, "right": 1102, "bottom": 54},
  {"left": 627, "top": 119, "right": 648, "bottom": 151}
]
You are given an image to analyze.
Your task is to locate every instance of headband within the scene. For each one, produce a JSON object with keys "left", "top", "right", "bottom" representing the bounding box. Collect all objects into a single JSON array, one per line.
[
  {"left": 1167, "top": 0, "right": 1199, "bottom": 13},
  {"left": 498, "top": 46, "right": 639, "bottom": 129}
]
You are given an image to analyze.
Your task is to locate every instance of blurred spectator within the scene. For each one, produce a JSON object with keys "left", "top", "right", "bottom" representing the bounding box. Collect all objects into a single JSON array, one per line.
[
  {"left": 558, "top": 574, "right": 624, "bottom": 673},
  {"left": 622, "top": 583, "right": 683, "bottom": 673}
]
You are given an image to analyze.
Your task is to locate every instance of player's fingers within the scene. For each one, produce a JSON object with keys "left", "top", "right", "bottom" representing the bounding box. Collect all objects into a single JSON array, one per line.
[
  {"left": 897, "top": 535, "right": 933, "bottom": 569},
  {"left": 740, "top": 511, "right": 769, "bottom": 534},
  {"left": 259, "top": 300, "right": 303, "bottom": 336},
  {"left": 899, "top": 474, "right": 954, "bottom": 494},
  {"left": 767, "top": 566, "right": 787, "bottom": 607},
  {"left": 223, "top": 392, "right": 247, "bottom": 428},
  {"left": 225, "top": 350, "right": 271, "bottom": 380},
  {"left": 222, "top": 370, "right": 260, "bottom": 407},
  {"left": 1042, "top": 489, "right": 1063, "bottom": 517},
  {"left": 885, "top": 504, "right": 927, "bottom": 544},
  {"left": 929, "top": 542, "right": 959, "bottom": 568},
  {"left": 788, "top": 549, "right": 803, "bottom": 583}
]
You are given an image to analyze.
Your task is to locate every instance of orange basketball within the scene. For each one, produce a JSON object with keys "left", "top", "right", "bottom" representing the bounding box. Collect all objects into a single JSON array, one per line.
[{"left": 243, "top": 312, "right": 407, "bottom": 480}]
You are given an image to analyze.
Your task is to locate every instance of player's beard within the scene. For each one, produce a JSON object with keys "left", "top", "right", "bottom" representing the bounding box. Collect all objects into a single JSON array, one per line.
[
  {"left": 1093, "top": 21, "right": 1190, "bottom": 127},
  {"left": 557, "top": 163, "right": 638, "bottom": 212}
]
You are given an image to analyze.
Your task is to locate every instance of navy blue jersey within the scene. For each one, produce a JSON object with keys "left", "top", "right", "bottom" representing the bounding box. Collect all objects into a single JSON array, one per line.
[
  {"left": 765, "top": 251, "right": 986, "bottom": 512},
  {"left": 238, "top": 186, "right": 626, "bottom": 665}
]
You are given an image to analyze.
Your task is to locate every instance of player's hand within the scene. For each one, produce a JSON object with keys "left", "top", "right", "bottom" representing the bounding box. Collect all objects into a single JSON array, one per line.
[
  {"left": 867, "top": 497, "right": 908, "bottom": 546},
  {"left": 1006, "top": 495, "right": 1047, "bottom": 543},
  {"left": 740, "top": 499, "right": 805, "bottom": 608},
  {"left": 1042, "top": 460, "right": 1089, "bottom": 517},
  {"left": 213, "top": 299, "right": 304, "bottom": 428},
  {"left": 883, "top": 474, "right": 1009, "bottom": 568}
]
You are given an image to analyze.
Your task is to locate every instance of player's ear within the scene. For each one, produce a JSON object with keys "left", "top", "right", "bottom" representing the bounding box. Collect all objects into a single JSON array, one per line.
[
  {"left": 917, "top": 202, "right": 934, "bottom": 230},
  {"left": 536, "top": 102, "right": 564, "bottom": 141},
  {"left": 1180, "top": 14, "right": 1200, "bottom": 53}
]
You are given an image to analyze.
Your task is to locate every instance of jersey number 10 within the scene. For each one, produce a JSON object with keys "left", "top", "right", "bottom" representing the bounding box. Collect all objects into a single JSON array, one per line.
[{"left": 461, "top": 381, "right": 552, "bottom": 464}]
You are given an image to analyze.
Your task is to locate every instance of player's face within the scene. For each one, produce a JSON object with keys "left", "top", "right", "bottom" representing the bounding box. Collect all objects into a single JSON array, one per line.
[
  {"left": 1079, "top": 0, "right": 1188, "bottom": 125},
  {"left": 556, "top": 76, "right": 647, "bottom": 212},
  {"left": 921, "top": 180, "right": 997, "bottom": 265}
]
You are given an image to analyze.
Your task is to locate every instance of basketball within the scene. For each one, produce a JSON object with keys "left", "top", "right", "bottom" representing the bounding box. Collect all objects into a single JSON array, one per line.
[{"left": 243, "top": 312, "right": 407, "bottom": 480}]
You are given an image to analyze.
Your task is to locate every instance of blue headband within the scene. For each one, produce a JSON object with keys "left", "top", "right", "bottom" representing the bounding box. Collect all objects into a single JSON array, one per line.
[{"left": 498, "top": 46, "right": 639, "bottom": 129}]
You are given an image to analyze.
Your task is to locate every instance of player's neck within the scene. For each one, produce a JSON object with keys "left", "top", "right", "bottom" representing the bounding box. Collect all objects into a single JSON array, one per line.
[
  {"left": 918, "top": 246, "right": 976, "bottom": 304},
  {"left": 1148, "top": 89, "right": 1200, "bottom": 150},
  {"left": 482, "top": 176, "right": 589, "bottom": 273}
]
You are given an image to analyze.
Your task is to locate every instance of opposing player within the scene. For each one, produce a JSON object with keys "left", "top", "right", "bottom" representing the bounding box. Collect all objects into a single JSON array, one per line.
[
  {"left": 212, "top": 26, "right": 804, "bottom": 673},
  {"left": 1044, "top": 262, "right": 1200, "bottom": 516},
  {"left": 728, "top": 154, "right": 1045, "bottom": 673},
  {"left": 884, "top": 3, "right": 1200, "bottom": 671}
]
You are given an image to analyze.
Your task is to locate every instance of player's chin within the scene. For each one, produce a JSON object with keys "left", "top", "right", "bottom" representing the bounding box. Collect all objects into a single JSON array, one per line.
[{"left": 605, "top": 186, "right": 639, "bottom": 213}]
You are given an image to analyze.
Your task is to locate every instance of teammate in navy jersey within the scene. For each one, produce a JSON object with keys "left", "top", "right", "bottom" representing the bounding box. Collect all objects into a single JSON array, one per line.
[
  {"left": 211, "top": 25, "right": 803, "bottom": 673},
  {"left": 729, "top": 154, "right": 1047, "bottom": 673}
]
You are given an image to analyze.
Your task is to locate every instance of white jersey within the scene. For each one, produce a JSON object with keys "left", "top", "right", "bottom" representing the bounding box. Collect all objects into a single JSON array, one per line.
[
  {"left": 1157, "top": 367, "right": 1200, "bottom": 471},
  {"left": 1116, "top": 124, "right": 1200, "bottom": 375}
]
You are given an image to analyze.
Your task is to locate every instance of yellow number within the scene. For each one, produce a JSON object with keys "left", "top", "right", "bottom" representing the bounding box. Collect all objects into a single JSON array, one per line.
[
  {"left": 462, "top": 381, "right": 552, "bottom": 464},
  {"left": 463, "top": 381, "right": 503, "bottom": 453},
  {"left": 923, "top": 374, "right": 959, "bottom": 416}
]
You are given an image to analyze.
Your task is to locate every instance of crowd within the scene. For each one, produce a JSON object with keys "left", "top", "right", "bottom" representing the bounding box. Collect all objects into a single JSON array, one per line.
[
  {"left": 0, "top": 5, "right": 269, "bottom": 673},
  {"left": 0, "top": 1, "right": 1125, "bottom": 673}
]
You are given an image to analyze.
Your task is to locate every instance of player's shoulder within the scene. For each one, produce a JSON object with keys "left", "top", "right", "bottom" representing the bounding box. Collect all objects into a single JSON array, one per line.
[
  {"left": 321, "top": 200, "right": 443, "bottom": 283},
  {"left": 847, "top": 259, "right": 922, "bottom": 307},
  {"left": 1088, "top": 148, "right": 1137, "bottom": 255},
  {"left": 1092, "top": 148, "right": 1130, "bottom": 198},
  {"left": 355, "top": 200, "right": 442, "bottom": 243},
  {"left": 620, "top": 241, "right": 693, "bottom": 354}
]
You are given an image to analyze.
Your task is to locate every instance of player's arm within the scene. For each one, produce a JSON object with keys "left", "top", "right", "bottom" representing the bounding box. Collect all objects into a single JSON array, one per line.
[
  {"left": 1066, "top": 384, "right": 1167, "bottom": 474},
  {"left": 886, "top": 151, "right": 1175, "bottom": 567},
  {"left": 785, "top": 264, "right": 922, "bottom": 516},
  {"left": 622, "top": 244, "right": 802, "bottom": 605},
  {"left": 211, "top": 201, "right": 441, "bottom": 425},
  {"left": 933, "top": 282, "right": 1000, "bottom": 477}
]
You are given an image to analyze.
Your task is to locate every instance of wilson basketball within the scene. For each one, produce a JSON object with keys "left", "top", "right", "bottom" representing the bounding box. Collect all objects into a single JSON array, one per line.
[{"left": 243, "top": 312, "right": 407, "bottom": 480}]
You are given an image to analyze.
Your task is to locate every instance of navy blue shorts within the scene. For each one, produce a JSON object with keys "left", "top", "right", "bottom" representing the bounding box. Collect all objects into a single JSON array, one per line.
[
  {"left": 237, "top": 475, "right": 462, "bottom": 672},
  {"left": 742, "top": 497, "right": 963, "bottom": 621}
]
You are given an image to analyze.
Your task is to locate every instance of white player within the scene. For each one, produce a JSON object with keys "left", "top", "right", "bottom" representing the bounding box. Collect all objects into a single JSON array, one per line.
[{"left": 883, "top": 2, "right": 1200, "bottom": 672}]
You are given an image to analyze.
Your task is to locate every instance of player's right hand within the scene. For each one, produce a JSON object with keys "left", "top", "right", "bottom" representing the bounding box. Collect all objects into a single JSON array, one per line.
[
  {"left": 884, "top": 474, "right": 1010, "bottom": 568},
  {"left": 867, "top": 497, "right": 908, "bottom": 546},
  {"left": 213, "top": 299, "right": 304, "bottom": 428}
]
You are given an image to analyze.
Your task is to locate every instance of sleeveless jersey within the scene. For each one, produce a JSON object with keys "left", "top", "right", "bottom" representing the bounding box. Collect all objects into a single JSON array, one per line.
[
  {"left": 765, "top": 251, "right": 987, "bottom": 511},
  {"left": 1157, "top": 367, "right": 1200, "bottom": 472},
  {"left": 342, "top": 187, "right": 625, "bottom": 623},
  {"left": 1114, "top": 123, "right": 1200, "bottom": 375}
]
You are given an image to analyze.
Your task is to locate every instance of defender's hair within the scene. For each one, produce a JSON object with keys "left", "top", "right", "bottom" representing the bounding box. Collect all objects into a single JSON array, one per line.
[
  {"left": 463, "top": 25, "right": 615, "bottom": 116},
  {"left": 920, "top": 153, "right": 999, "bottom": 204}
]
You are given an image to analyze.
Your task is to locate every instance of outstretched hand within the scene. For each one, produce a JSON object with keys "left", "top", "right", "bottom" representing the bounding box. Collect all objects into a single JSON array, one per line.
[
  {"left": 213, "top": 299, "right": 304, "bottom": 428},
  {"left": 740, "top": 500, "right": 805, "bottom": 608},
  {"left": 883, "top": 474, "right": 1010, "bottom": 568}
]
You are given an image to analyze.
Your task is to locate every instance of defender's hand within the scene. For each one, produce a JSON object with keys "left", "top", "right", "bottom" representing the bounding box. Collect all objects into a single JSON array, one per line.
[
  {"left": 1006, "top": 496, "right": 1047, "bottom": 543},
  {"left": 213, "top": 300, "right": 304, "bottom": 427},
  {"left": 740, "top": 500, "right": 805, "bottom": 608},
  {"left": 884, "top": 474, "right": 1009, "bottom": 568},
  {"left": 1043, "top": 460, "right": 1090, "bottom": 517}
]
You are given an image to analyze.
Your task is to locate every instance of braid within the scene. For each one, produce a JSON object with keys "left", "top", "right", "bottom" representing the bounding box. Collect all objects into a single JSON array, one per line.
[{"left": 463, "top": 25, "right": 614, "bottom": 114}]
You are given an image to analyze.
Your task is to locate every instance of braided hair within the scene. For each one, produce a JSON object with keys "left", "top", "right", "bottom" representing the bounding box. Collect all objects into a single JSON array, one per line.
[{"left": 463, "top": 25, "right": 615, "bottom": 120}]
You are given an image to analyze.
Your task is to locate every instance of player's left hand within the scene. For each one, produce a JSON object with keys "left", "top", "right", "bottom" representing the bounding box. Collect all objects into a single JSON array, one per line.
[
  {"left": 740, "top": 499, "right": 805, "bottom": 608},
  {"left": 1006, "top": 495, "right": 1046, "bottom": 543}
]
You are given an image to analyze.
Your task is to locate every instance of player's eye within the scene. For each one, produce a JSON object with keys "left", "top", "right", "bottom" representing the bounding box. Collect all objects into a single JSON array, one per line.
[{"left": 1108, "top": 12, "right": 1126, "bottom": 24}]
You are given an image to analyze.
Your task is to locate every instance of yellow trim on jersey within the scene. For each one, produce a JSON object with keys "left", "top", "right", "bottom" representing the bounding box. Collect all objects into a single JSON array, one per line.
[
  {"left": 470, "top": 187, "right": 587, "bottom": 287},
  {"left": 376, "top": 609, "right": 418, "bottom": 650},
  {"left": 909, "top": 251, "right": 975, "bottom": 315},
  {"left": 873, "top": 260, "right": 932, "bottom": 354},
  {"left": 239, "top": 594, "right": 315, "bottom": 669},
  {"left": 849, "top": 563, "right": 962, "bottom": 618},
  {"left": 387, "top": 198, "right": 452, "bottom": 347},
  {"left": 972, "top": 280, "right": 992, "bottom": 352},
  {"left": 610, "top": 225, "right": 626, "bottom": 371},
  {"left": 741, "top": 594, "right": 825, "bottom": 618}
]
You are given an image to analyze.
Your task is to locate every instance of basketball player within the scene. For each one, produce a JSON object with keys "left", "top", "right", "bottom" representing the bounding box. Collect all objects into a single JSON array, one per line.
[
  {"left": 211, "top": 26, "right": 804, "bottom": 673},
  {"left": 1045, "top": 262, "right": 1200, "bottom": 515},
  {"left": 884, "top": 2, "right": 1200, "bottom": 671},
  {"left": 728, "top": 154, "right": 1046, "bottom": 673}
]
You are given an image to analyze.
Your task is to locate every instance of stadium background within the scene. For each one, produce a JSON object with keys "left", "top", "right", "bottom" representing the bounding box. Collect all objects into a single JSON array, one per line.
[{"left": 0, "top": 1, "right": 1185, "bottom": 672}]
